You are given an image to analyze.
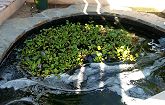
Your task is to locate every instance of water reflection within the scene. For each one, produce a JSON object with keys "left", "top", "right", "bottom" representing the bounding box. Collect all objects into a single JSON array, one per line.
[{"left": 39, "top": 89, "right": 126, "bottom": 105}]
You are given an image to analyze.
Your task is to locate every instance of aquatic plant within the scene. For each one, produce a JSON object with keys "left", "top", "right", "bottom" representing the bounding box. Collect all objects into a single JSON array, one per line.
[{"left": 20, "top": 21, "right": 139, "bottom": 76}]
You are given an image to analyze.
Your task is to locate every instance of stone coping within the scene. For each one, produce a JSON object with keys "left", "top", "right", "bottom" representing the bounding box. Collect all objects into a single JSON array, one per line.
[
  {"left": 0, "top": 4, "right": 165, "bottom": 104},
  {"left": 0, "top": 4, "right": 165, "bottom": 65}
]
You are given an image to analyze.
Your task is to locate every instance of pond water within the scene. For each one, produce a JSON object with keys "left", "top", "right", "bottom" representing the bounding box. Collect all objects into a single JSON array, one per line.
[
  {"left": 0, "top": 15, "right": 165, "bottom": 105},
  {"left": 39, "top": 89, "right": 126, "bottom": 105},
  {"left": 0, "top": 87, "right": 126, "bottom": 105}
]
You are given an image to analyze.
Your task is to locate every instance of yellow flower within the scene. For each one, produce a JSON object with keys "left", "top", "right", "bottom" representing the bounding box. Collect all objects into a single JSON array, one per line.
[
  {"left": 130, "top": 55, "right": 135, "bottom": 61},
  {"left": 97, "top": 46, "right": 101, "bottom": 50}
]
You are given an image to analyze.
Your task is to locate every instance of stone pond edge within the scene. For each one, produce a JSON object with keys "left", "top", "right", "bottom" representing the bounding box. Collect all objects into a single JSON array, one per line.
[
  {"left": 1, "top": 4, "right": 165, "bottom": 64},
  {"left": 0, "top": 4, "right": 165, "bottom": 64}
]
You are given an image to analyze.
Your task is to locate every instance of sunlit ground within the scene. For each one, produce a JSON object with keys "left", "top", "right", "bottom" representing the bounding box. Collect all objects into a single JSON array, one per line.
[{"left": 80, "top": 0, "right": 165, "bottom": 13}]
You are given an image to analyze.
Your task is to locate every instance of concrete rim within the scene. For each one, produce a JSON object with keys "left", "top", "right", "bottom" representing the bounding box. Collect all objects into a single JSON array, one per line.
[{"left": 0, "top": 4, "right": 165, "bottom": 64}]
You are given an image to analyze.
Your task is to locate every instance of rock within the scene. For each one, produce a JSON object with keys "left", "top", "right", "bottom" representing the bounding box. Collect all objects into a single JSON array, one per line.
[
  {"left": 89, "top": 63, "right": 101, "bottom": 69},
  {"left": 153, "top": 57, "right": 165, "bottom": 67},
  {"left": 108, "top": 85, "right": 122, "bottom": 96},
  {"left": 0, "top": 61, "right": 161, "bottom": 104},
  {"left": 136, "top": 53, "right": 162, "bottom": 67},
  {"left": 86, "top": 74, "right": 101, "bottom": 88},
  {"left": 65, "top": 67, "right": 88, "bottom": 89},
  {"left": 84, "top": 67, "right": 99, "bottom": 76},
  {"left": 0, "top": 79, "right": 6, "bottom": 86},
  {"left": 60, "top": 73, "right": 70, "bottom": 83},
  {"left": 89, "top": 63, "right": 136, "bottom": 73},
  {"left": 104, "top": 64, "right": 136, "bottom": 73},
  {"left": 0, "top": 65, "right": 25, "bottom": 81},
  {"left": 158, "top": 37, "right": 165, "bottom": 47},
  {"left": 0, "top": 78, "right": 37, "bottom": 90},
  {"left": 74, "top": 67, "right": 99, "bottom": 77},
  {"left": 104, "top": 77, "right": 119, "bottom": 86},
  {"left": 67, "top": 74, "right": 87, "bottom": 84},
  {"left": 142, "top": 57, "right": 165, "bottom": 77},
  {"left": 126, "top": 87, "right": 149, "bottom": 99},
  {"left": 148, "top": 39, "right": 165, "bottom": 53},
  {"left": 43, "top": 75, "right": 65, "bottom": 88},
  {"left": 67, "top": 74, "right": 79, "bottom": 82},
  {"left": 2, "top": 72, "right": 12, "bottom": 81},
  {"left": 5, "top": 97, "right": 36, "bottom": 105}
]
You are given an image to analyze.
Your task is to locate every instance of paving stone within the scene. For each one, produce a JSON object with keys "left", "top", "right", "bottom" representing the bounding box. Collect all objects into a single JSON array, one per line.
[
  {"left": 0, "top": 28, "right": 24, "bottom": 43},
  {"left": 0, "top": 39, "right": 11, "bottom": 60},
  {"left": 0, "top": 28, "right": 24, "bottom": 57},
  {"left": 102, "top": 6, "right": 165, "bottom": 32},
  {"left": 33, "top": 13, "right": 48, "bottom": 18},
  {"left": 0, "top": 17, "right": 49, "bottom": 60},
  {"left": 41, "top": 5, "right": 83, "bottom": 19},
  {"left": 1, "top": 17, "right": 48, "bottom": 30},
  {"left": 0, "top": 48, "right": 4, "bottom": 59}
]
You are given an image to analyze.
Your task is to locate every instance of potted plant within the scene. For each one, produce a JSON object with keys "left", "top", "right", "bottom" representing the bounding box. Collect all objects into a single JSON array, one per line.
[{"left": 34, "top": 0, "right": 48, "bottom": 10}]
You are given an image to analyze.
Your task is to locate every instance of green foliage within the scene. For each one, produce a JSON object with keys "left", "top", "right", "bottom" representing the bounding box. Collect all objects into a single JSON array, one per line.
[
  {"left": 20, "top": 21, "right": 139, "bottom": 76},
  {"left": 116, "top": 46, "right": 138, "bottom": 61}
]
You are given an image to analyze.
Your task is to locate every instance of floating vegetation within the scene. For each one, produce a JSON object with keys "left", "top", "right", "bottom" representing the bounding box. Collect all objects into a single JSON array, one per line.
[{"left": 20, "top": 21, "right": 142, "bottom": 76}]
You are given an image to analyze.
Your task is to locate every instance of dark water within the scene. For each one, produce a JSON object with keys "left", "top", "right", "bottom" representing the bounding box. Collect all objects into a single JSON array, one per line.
[
  {"left": 39, "top": 90, "right": 126, "bottom": 105},
  {"left": 0, "top": 88, "right": 30, "bottom": 105},
  {"left": 0, "top": 88, "right": 126, "bottom": 105}
]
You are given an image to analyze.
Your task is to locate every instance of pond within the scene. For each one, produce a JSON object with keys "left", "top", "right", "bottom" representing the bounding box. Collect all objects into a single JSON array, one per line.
[{"left": 0, "top": 14, "right": 165, "bottom": 105}]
